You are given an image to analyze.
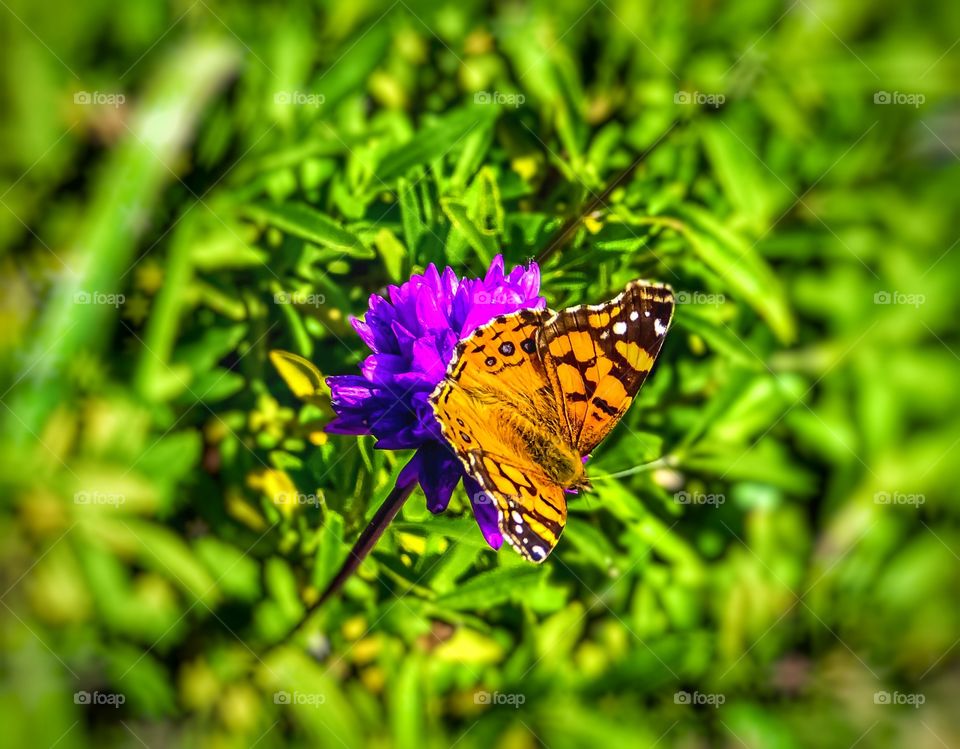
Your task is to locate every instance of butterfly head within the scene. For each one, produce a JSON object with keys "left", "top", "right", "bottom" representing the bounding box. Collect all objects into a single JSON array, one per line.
[{"left": 568, "top": 473, "right": 592, "bottom": 494}]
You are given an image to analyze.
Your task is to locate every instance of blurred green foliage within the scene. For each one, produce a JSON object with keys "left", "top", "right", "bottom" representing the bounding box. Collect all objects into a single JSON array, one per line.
[{"left": 2, "top": 1, "right": 960, "bottom": 747}]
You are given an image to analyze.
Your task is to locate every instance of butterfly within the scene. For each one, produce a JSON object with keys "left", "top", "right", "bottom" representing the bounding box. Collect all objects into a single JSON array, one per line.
[{"left": 430, "top": 280, "right": 674, "bottom": 562}]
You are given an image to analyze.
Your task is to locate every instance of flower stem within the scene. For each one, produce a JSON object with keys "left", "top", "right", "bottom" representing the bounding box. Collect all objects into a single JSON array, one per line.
[
  {"left": 317, "top": 478, "right": 417, "bottom": 605},
  {"left": 279, "top": 473, "right": 417, "bottom": 648}
]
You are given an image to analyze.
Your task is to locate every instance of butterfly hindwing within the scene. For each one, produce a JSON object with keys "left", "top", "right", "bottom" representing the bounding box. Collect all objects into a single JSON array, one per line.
[
  {"left": 540, "top": 281, "right": 674, "bottom": 455},
  {"left": 432, "top": 372, "right": 568, "bottom": 562},
  {"left": 430, "top": 309, "right": 569, "bottom": 562},
  {"left": 466, "top": 451, "right": 567, "bottom": 562}
]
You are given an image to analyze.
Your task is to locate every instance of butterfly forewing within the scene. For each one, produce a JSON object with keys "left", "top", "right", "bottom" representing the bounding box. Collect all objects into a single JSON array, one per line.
[
  {"left": 441, "top": 310, "right": 555, "bottom": 415},
  {"left": 539, "top": 281, "right": 674, "bottom": 455}
]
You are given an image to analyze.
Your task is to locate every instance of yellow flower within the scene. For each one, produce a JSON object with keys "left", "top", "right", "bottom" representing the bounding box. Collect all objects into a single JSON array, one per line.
[{"left": 247, "top": 468, "right": 301, "bottom": 517}]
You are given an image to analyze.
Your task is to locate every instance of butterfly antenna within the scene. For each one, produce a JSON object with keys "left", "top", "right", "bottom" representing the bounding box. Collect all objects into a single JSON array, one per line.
[{"left": 590, "top": 456, "right": 670, "bottom": 481}]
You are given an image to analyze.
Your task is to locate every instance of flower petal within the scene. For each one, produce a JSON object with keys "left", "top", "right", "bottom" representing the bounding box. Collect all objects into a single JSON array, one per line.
[
  {"left": 416, "top": 443, "right": 462, "bottom": 513},
  {"left": 397, "top": 450, "right": 423, "bottom": 490},
  {"left": 412, "top": 337, "right": 447, "bottom": 383},
  {"left": 464, "top": 476, "right": 504, "bottom": 550},
  {"left": 483, "top": 254, "right": 505, "bottom": 286},
  {"left": 324, "top": 415, "right": 371, "bottom": 435},
  {"left": 327, "top": 375, "right": 376, "bottom": 408},
  {"left": 361, "top": 353, "right": 408, "bottom": 384}
]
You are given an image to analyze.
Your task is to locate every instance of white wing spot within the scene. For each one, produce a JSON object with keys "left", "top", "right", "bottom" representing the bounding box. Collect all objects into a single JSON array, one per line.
[
  {"left": 515, "top": 524, "right": 523, "bottom": 533},
  {"left": 531, "top": 545, "right": 546, "bottom": 561},
  {"left": 612, "top": 321, "right": 627, "bottom": 335},
  {"left": 629, "top": 310, "right": 639, "bottom": 321},
  {"left": 644, "top": 310, "right": 651, "bottom": 317},
  {"left": 654, "top": 318, "right": 667, "bottom": 337},
  {"left": 512, "top": 510, "right": 523, "bottom": 523}
]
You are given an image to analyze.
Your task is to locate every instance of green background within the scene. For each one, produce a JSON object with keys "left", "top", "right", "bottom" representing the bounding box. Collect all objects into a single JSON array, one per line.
[{"left": 2, "top": 1, "right": 959, "bottom": 747}]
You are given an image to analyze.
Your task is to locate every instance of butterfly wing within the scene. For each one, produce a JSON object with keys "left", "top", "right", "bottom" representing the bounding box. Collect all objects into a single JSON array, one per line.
[
  {"left": 430, "top": 309, "right": 568, "bottom": 562},
  {"left": 432, "top": 383, "right": 568, "bottom": 562},
  {"left": 466, "top": 449, "right": 566, "bottom": 562},
  {"left": 431, "top": 285, "right": 673, "bottom": 562},
  {"left": 539, "top": 280, "right": 674, "bottom": 455}
]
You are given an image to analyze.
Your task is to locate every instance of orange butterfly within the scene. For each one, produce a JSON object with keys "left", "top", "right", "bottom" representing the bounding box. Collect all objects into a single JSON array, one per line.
[{"left": 430, "top": 280, "right": 674, "bottom": 561}]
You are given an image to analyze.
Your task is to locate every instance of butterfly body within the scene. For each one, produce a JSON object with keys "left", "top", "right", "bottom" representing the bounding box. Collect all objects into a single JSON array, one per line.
[
  {"left": 507, "top": 410, "right": 587, "bottom": 489},
  {"left": 430, "top": 280, "right": 674, "bottom": 562}
]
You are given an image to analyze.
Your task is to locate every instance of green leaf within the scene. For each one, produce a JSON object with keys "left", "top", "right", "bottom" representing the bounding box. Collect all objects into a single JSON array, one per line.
[
  {"left": 700, "top": 119, "right": 779, "bottom": 231},
  {"left": 374, "top": 228, "right": 407, "bottom": 282},
  {"left": 397, "top": 177, "right": 427, "bottom": 263},
  {"left": 195, "top": 536, "right": 262, "bottom": 602},
  {"left": 440, "top": 198, "right": 497, "bottom": 266},
  {"left": 243, "top": 202, "right": 372, "bottom": 256},
  {"left": 312, "top": 511, "right": 346, "bottom": 592},
  {"left": 173, "top": 324, "right": 248, "bottom": 374},
  {"left": 378, "top": 106, "right": 497, "bottom": 182},
  {"left": 675, "top": 204, "right": 796, "bottom": 343},
  {"left": 434, "top": 565, "right": 543, "bottom": 610},
  {"left": 390, "top": 657, "right": 425, "bottom": 749},
  {"left": 674, "top": 306, "right": 766, "bottom": 368},
  {"left": 265, "top": 556, "right": 305, "bottom": 622},
  {"left": 86, "top": 518, "right": 219, "bottom": 606}
]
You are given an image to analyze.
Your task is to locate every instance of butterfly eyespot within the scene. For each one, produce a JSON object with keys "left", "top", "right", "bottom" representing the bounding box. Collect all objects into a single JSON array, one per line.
[
  {"left": 498, "top": 341, "right": 515, "bottom": 356},
  {"left": 521, "top": 338, "right": 536, "bottom": 353},
  {"left": 460, "top": 431, "right": 472, "bottom": 443},
  {"left": 484, "top": 356, "right": 497, "bottom": 366}
]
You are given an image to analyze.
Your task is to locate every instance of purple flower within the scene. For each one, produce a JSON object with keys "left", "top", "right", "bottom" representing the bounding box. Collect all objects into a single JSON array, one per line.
[{"left": 326, "top": 255, "right": 545, "bottom": 549}]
